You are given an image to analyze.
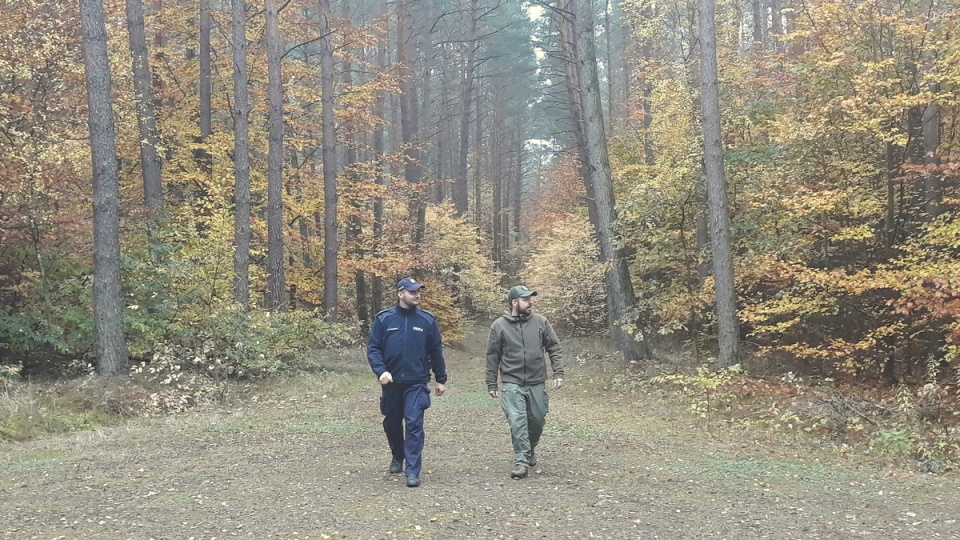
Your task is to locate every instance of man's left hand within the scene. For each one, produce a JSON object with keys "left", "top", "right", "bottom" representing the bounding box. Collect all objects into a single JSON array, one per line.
[
  {"left": 434, "top": 383, "right": 446, "bottom": 396},
  {"left": 553, "top": 378, "right": 564, "bottom": 390}
]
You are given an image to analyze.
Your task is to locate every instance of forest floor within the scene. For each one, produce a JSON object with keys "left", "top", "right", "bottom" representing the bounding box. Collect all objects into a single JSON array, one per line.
[{"left": 2, "top": 324, "right": 960, "bottom": 540}]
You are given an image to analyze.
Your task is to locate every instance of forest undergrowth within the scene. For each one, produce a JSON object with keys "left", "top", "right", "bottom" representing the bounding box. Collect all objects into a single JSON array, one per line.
[{"left": 638, "top": 360, "right": 960, "bottom": 473}]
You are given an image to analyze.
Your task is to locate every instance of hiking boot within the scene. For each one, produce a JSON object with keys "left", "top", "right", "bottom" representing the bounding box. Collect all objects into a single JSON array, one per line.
[
  {"left": 510, "top": 463, "right": 528, "bottom": 479},
  {"left": 405, "top": 475, "right": 421, "bottom": 488},
  {"left": 528, "top": 450, "right": 537, "bottom": 468},
  {"left": 389, "top": 459, "right": 403, "bottom": 474}
]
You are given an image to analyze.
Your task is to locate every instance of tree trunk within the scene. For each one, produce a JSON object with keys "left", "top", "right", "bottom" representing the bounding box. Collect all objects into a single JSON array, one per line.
[
  {"left": 884, "top": 140, "right": 896, "bottom": 249},
  {"left": 604, "top": 0, "right": 615, "bottom": 133},
  {"left": 922, "top": 102, "right": 941, "bottom": 219},
  {"left": 751, "top": 0, "right": 764, "bottom": 44},
  {"left": 232, "top": 0, "right": 252, "bottom": 309},
  {"left": 513, "top": 127, "right": 523, "bottom": 244},
  {"left": 397, "top": 0, "right": 425, "bottom": 244},
  {"left": 474, "top": 80, "right": 484, "bottom": 230},
  {"left": 319, "top": 0, "right": 339, "bottom": 321},
  {"left": 638, "top": 4, "right": 654, "bottom": 165},
  {"left": 264, "top": 0, "right": 286, "bottom": 311},
  {"left": 291, "top": 147, "right": 314, "bottom": 272},
  {"left": 421, "top": 0, "right": 437, "bottom": 203},
  {"left": 920, "top": 0, "right": 941, "bottom": 220},
  {"left": 197, "top": 0, "right": 212, "bottom": 172},
  {"left": 455, "top": 0, "right": 478, "bottom": 216},
  {"left": 125, "top": 0, "right": 163, "bottom": 222},
  {"left": 79, "top": 0, "right": 131, "bottom": 376},
  {"left": 371, "top": 37, "right": 387, "bottom": 315},
  {"left": 770, "top": 0, "right": 783, "bottom": 50},
  {"left": 491, "top": 91, "right": 504, "bottom": 264},
  {"left": 434, "top": 43, "right": 454, "bottom": 204},
  {"left": 919, "top": 0, "right": 943, "bottom": 361},
  {"left": 698, "top": 0, "right": 740, "bottom": 368},
  {"left": 556, "top": 4, "right": 600, "bottom": 233},
  {"left": 151, "top": 0, "right": 166, "bottom": 134},
  {"left": 569, "top": 0, "right": 650, "bottom": 361},
  {"left": 687, "top": 11, "right": 710, "bottom": 283},
  {"left": 341, "top": 0, "right": 368, "bottom": 328}
]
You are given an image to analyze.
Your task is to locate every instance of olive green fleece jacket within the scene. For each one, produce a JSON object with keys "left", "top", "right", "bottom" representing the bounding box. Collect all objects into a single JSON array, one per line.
[{"left": 486, "top": 309, "right": 563, "bottom": 391}]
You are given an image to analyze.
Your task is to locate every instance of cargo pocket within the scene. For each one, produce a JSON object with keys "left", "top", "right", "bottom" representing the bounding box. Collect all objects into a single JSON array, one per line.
[{"left": 416, "top": 384, "right": 432, "bottom": 411}]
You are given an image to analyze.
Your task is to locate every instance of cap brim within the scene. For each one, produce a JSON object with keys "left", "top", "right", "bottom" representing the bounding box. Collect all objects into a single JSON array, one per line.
[{"left": 403, "top": 285, "right": 426, "bottom": 291}]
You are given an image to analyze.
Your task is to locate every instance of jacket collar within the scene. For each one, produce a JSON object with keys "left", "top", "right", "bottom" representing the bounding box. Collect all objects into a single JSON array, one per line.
[
  {"left": 397, "top": 303, "right": 418, "bottom": 315},
  {"left": 503, "top": 308, "right": 531, "bottom": 322}
]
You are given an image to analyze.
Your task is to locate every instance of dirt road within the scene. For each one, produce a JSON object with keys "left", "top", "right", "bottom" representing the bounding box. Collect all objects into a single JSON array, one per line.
[{"left": 2, "top": 330, "right": 959, "bottom": 539}]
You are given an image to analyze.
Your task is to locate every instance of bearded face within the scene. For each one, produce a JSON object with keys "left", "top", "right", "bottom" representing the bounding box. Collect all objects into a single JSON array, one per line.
[{"left": 513, "top": 296, "right": 534, "bottom": 316}]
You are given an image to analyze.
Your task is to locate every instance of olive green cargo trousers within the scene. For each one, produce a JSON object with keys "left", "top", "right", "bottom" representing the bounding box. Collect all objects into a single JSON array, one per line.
[{"left": 500, "top": 382, "right": 549, "bottom": 466}]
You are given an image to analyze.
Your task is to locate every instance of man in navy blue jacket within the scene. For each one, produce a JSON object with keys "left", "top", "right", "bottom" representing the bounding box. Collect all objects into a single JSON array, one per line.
[{"left": 367, "top": 277, "right": 448, "bottom": 488}]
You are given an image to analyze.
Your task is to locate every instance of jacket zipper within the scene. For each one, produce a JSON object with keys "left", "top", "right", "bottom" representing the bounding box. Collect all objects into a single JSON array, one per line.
[{"left": 519, "top": 319, "right": 527, "bottom": 385}]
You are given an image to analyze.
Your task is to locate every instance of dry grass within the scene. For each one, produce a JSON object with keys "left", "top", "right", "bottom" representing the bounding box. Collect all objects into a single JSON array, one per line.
[{"left": 0, "top": 346, "right": 373, "bottom": 442}]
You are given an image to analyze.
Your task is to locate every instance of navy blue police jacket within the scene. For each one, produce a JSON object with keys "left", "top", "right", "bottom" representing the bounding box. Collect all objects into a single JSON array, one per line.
[{"left": 367, "top": 304, "right": 448, "bottom": 385}]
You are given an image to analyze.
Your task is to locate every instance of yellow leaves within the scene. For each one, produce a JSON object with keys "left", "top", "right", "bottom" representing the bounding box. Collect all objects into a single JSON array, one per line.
[
  {"left": 829, "top": 224, "right": 874, "bottom": 243},
  {"left": 523, "top": 212, "right": 609, "bottom": 336}
]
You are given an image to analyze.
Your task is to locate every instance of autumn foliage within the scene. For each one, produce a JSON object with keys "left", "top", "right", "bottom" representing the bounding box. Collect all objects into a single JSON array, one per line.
[
  {"left": 596, "top": 0, "right": 960, "bottom": 389},
  {"left": 0, "top": 0, "right": 518, "bottom": 377},
  {"left": 0, "top": 0, "right": 958, "bottom": 406}
]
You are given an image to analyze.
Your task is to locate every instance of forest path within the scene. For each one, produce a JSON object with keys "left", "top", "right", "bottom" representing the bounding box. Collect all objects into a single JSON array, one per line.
[{"left": 2, "top": 325, "right": 959, "bottom": 539}]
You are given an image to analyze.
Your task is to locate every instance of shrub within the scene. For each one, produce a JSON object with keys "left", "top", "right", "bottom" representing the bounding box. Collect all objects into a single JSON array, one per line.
[
  {"left": 522, "top": 213, "right": 609, "bottom": 336},
  {"left": 151, "top": 305, "right": 360, "bottom": 379},
  {"left": 421, "top": 203, "right": 504, "bottom": 339}
]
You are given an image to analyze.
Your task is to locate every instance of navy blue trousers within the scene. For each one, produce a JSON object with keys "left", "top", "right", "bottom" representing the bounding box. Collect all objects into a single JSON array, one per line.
[{"left": 380, "top": 383, "right": 431, "bottom": 476}]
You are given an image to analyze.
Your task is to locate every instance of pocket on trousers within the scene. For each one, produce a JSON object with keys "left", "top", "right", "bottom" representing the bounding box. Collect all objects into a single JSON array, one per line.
[
  {"left": 380, "top": 394, "right": 387, "bottom": 416},
  {"left": 417, "top": 386, "right": 432, "bottom": 411}
]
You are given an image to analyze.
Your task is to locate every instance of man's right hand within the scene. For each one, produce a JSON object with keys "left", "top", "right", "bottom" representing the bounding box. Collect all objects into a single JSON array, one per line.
[
  {"left": 488, "top": 389, "right": 499, "bottom": 398},
  {"left": 379, "top": 372, "right": 393, "bottom": 385}
]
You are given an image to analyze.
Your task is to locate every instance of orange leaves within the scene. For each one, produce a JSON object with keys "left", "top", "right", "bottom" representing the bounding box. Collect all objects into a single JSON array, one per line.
[
  {"left": 524, "top": 155, "right": 586, "bottom": 240},
  {"left": 737, "top": 212, "right": 960, "bottom": 383},
  {"left": 891, "top": 278, "right": 960, "bottom": 319}
]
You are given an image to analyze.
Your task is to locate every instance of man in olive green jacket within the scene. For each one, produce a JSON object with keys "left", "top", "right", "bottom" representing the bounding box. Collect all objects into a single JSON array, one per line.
[{"left": 486, "top": 285, "right": 564, "bottom": 479}]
